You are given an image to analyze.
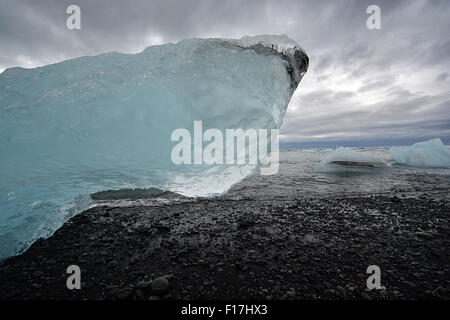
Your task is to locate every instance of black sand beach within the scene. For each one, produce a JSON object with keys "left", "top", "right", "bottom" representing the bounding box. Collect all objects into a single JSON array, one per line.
[{"left": 0, "top": 191, "right": 449, "bottom": 300}]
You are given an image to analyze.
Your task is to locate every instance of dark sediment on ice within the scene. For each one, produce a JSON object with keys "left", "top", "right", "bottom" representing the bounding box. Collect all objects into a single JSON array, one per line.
[
  {"left": 0, "top": 192, "right": 449, "bottom": 300},
  {"left": 91, "top": 188, "right": 185, "bottom": 201}
]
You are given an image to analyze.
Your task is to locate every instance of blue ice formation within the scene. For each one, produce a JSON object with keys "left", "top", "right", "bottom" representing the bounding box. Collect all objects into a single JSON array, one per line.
[
  {"left": 0, "top": 35, "right": 308, "bottom": 259},
  {"left": 390, "top": 138, "right": 450, "bottom": 168}
]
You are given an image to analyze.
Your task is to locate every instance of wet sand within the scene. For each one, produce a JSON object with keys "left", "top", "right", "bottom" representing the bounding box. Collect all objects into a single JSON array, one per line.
[{"left": 0, "top": 192, "right": 449, "bottom": 300}]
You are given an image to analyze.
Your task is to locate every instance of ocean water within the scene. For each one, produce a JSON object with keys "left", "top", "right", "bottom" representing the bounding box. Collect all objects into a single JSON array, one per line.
[
  {"left": 224, "top": 148, "right": 450, "bottom": 201},
  {"left": 1, "top": 147, "right": 450, "bottom": 260}
]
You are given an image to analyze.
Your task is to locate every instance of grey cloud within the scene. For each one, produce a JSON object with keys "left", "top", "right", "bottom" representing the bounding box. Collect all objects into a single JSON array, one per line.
[
  {"left": 282, "top": 91, "right": 450, "bottom": 143},
  {"left": 358, "top": 79, "right": 395, "bottom": 92},
  {"left": 333, "top": 91, "right": 356, "bottom": 99},
  {"left": 436, "top": 72, "right": 448, "bottom": 82},
  {"left": 0, "top": 0, "right": 449, "bottom": 145}
]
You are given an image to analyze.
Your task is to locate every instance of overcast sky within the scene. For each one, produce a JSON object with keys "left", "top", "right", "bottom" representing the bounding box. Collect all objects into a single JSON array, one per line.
[{"left": 1, "top": 0, "right": 449, "bottom": 146}]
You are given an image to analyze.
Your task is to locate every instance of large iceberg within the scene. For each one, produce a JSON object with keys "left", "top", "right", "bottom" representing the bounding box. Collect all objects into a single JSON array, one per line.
[
  {"left": 0, "top": 35, "right": 308, "bottom": 259},
  {"left": 315, "top": 147, "right": 388, "bottom": 173},
  {"left": 390, "top": 138, "right": 450, "bottom": 168}
]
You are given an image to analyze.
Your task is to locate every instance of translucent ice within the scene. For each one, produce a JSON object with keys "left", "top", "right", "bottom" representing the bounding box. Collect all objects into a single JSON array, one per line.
[
  {"left": 0, "top": 35, "right": 308, "bottom": 259},
  {"left": 390, "top": 138, "right": 450, "bottom": 168},
  {"left": 316, "top": 147, "right": 388, "bottom": 173}
]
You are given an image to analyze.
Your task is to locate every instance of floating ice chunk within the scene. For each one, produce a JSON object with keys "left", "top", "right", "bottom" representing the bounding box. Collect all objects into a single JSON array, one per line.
[
  {"left": 390, "top": 138, "right": 450, "bottom": 168},
  {"left": 0, "top": 35, "right": 308, "bottom": 259},
  {"left": 315, "top": 147, "right": 388, "bottom": 173}
]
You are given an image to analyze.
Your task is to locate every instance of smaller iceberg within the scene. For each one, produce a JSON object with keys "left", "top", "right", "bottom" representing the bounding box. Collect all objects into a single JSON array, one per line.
[
  {"left": 390, "top": 138, "right": 450, "bottom": 168},
  {"left": 316, "top": 147, "right": 387, "bottom": 173}
]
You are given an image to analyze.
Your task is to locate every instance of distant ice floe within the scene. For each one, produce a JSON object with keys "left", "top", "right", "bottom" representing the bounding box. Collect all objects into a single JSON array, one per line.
[
  {"left": 315, "top": 147, "right": 388, "bottom": 173},
  {"left": 301, "top": 148, "right": 332, "bottom": 153},
  {"left": 390, "top": 138, "right": 450, "bottom": 168}
]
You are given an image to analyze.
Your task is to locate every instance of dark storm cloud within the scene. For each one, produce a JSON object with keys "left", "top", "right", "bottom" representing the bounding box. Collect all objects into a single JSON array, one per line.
[
  {"left": 436, "top": 72, "right": 449, "bottom": 82},
  {"left": 0, "top": 0, "right": 449, "bottom": 145}
]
